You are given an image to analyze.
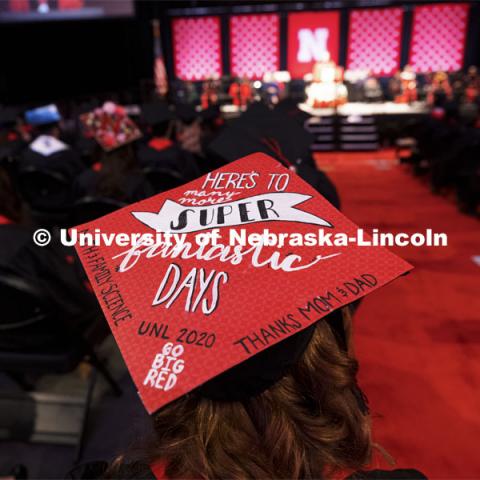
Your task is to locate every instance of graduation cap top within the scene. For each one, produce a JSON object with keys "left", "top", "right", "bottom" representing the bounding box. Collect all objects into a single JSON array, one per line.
[
  {"left": 25, "top": 104, "right": 61, "bottom": 126},
  {"left": 73, "top": 152, "right": 412, "bottom": 414},
  {"left": 80, "top": 102, "right": 142, "bottom": 152}
]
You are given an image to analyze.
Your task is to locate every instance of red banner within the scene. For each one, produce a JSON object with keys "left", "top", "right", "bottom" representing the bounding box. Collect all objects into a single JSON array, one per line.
[
  {"left": 409, "top": 3, "right": 469, "bottom": 73},
  {"left": 230, "top": 14, "right": 280, "bottom": 80},
  {"left": 288, "top": 11, "right": 340, "bottom": 79},
  {"left": 172, "top": 16, "right": 222, "bottom": 81},
  {"left": 347, "top": 8, "right": 403, "bottom": 77}
]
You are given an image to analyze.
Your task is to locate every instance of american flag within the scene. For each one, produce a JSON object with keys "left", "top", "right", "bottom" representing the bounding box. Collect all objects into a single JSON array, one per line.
[{"left": 153, "top": 19, "right": 168, "bottom": 97}]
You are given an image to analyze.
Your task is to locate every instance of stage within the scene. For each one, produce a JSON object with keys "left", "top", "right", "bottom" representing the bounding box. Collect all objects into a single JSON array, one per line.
[
  {"left": 219, "top": 101, "right": 428, "bottom": 151},
  {"left": 298, "top": 101, "right": 429, "bottom": 118},
  {"left": 220, "top": 101, "right": 429, "bottom": 120}
]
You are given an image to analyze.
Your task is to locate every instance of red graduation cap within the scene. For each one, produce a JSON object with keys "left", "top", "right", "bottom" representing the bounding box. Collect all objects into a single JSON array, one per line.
[{"left": 73, "top": 153, "right": 412, "bottom": 414}]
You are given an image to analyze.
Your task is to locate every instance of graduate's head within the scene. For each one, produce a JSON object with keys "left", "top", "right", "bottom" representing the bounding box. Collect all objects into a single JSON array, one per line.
[
  {"left": 107, "top": 308, "right": 372, "bottom": 479},
  {"left": 25, "top": 104, "right": 61, "bottom": 138},
  {"left": 142, "top": 102, "right": 174, "bottom": 139},
  {"left": 34, "top": 121, "right": 61, "bottom": 138},
  {"left": 94, "top": 143, "right": 138, "bottom": 202}
]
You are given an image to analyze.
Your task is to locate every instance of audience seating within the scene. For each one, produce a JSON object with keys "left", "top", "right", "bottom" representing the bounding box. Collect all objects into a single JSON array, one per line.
[{"left": 0, "top": 270, "right": 122, "bottom": 462}]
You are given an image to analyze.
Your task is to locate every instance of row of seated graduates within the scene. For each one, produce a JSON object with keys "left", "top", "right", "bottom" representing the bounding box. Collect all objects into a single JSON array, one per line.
[
  {"left": 0, "top": 100, "right": 224, "bottom": 229},
  {"left": 400, "top": 86, "right": 480, "bottom": 216},
  {"left": 0, "top": 99, "right": 223, "bottom": 366}
]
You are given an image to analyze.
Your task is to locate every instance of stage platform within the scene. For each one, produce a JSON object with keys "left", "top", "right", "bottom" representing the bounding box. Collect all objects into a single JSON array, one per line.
[
  {"left": 219, "top": 101, "right": 428, "bottom": 151},
  {"left": 298, "top": 101, "right": 429, "bottom": 117},
  {"left": 220, "top": 101, "right": 429, "bottom": 120}
]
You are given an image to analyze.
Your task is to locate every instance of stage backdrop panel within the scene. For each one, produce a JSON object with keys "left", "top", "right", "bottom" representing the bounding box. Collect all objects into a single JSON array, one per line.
[
  {"left": 409, "top": 3, "right": 469, "bottom": 73},
  {"left": 172, "top": 16, "right": 222, "bottom": 81},
  {"left": 347, "top": 7, "right": 403, "bottom": 76},
  {"left": 287, "top": 11, "right": 340, "bottom": 79},
  {"left": 230, "top": 13, "right": 280, "bottom": 79}
]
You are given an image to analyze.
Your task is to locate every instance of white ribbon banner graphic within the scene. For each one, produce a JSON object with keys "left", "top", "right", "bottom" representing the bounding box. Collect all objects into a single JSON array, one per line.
[{"left": 132, "top": 193, "right": 333, "bottom": 233}]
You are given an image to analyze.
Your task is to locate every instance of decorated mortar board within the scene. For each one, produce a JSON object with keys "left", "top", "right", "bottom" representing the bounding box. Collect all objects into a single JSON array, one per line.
[
  {"left": 142, "top": 101, "right": 174, "bottom": 126},
  {"left": 72, "top": 152, "right": 412, "bottom": 415},
  {"left": 80, "top": 102, "right": 142, "bottom": 152},
  {"left": 25, "top": 104, "right": 61, "bottom": 126}
]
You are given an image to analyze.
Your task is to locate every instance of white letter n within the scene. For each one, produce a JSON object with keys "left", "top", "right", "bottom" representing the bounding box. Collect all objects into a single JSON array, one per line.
[{"left": 297, "top": 28, "right": 329, "bottom": 63}]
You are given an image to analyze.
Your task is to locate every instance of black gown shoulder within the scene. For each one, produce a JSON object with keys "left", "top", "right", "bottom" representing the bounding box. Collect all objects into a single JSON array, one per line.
[{"left": 19, "top": 144, "right": 85, "bottom": 181}]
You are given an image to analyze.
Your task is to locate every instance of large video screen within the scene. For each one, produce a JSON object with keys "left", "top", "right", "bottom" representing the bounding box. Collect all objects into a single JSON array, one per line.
[{"left": 0, "top": 0, "right": 134, "bottom": 22}]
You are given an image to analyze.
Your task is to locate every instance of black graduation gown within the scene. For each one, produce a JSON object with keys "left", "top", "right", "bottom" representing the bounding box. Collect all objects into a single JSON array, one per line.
[
  {"left": 0, "top": 223, "right": 100, "bottom": 351},
  {"left": 67, "top": 461, "right": 426, "bottom": 480},
  {"left": 73, "top": 168, "right": 155, "bottom": 204},
  {"left": 136, "top": 138, "right": 200, "bottom": 182},
  {"left": 18, "top": 138, "right": 85, "bottom": 182}
]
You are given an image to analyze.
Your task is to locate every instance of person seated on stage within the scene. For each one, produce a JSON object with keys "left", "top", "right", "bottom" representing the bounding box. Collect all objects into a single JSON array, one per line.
[
  {"left": 464, "top": 66, "right": 480, "bottom": 90},
  {"left": 137, "top": 101, "right": 200, "bottom": 182},
  {"left": 229, "top": 76, "right": 253, "bottom": 108},
  {"left": 397, "top": 65, "right": 417, "bottom": 104},
  {"left": 18, "top": 104, "right": 85, "bottom": 182},
  {"left": 0, "top": 166, "right": 101, "bottom": 352},
  {"left": 388, "top": 71, "right": 402, "bottom": 102},
  {"left": 363, "top": 72, "right": 383, "bottom": 103},
  {"left": 74, "top": 102, "right": 153, "bottom": 204},
  {"left": 461, "top": 67, "right": 480, "bottom": 105},
  {"left": 261, "top": 72, "right": 282, "bottom": 106},
  {"left": 427, "top": 72, "right": 452, "bottom": 107},
  {"left": 305, "top": 51, "right": 348, "bottom": 109},
  {"left": 200, "top": 76, "right": 220, "bottom": 110}
]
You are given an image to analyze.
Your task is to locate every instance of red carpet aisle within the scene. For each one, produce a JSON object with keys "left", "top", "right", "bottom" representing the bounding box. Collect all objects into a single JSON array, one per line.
[{"left": 315, "top": 151, "right": 480, "bottom": 479}]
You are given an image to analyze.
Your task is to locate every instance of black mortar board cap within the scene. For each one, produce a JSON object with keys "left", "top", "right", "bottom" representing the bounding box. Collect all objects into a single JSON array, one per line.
[
  {"left": 175, "top": 103, "right": 198, "bottom": 125},
  {"left": 142, "top": 101, "right": 173, "bottom": 126},
  {"left": 197, "top": 323, "right": 317, "bottom": 401},
  {"left": 0, "top": 107, "right": 19, "bottom": 128},
  {"left": 208, "top": 105, "right": 314, "bottom": 166},
  {"left": 200, "top": 104, "right": 221, "bottom": 122},
  {"left": 275, "top": 98, "right": 310, "bottom": 125}
]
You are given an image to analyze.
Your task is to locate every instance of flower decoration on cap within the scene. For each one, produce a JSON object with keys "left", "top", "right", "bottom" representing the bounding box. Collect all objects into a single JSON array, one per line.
[{"left": 80, "top": 101, "right": 142, "bottom": 151}]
